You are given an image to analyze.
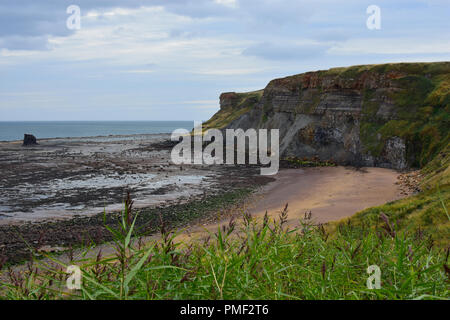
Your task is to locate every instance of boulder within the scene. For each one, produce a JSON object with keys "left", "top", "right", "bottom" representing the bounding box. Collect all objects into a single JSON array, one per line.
[{"left": 23, "top": 134, "right": 38, "bottom": 146}]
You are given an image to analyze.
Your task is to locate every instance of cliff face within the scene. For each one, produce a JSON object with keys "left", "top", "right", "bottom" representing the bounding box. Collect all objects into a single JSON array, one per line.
[{"left": 207, "top": 62, "right": 450, "bottom": 170}]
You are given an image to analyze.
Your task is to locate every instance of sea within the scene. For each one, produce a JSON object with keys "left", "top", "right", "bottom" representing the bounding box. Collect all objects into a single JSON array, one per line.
[{"left": 0, "top": 121, "right": 194, "bottom": 141}]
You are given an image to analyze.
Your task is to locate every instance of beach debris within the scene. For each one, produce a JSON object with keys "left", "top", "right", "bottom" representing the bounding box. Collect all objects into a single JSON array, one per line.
[
  {"left": 396, "top": 170, "right": 422, "bottom": 195},
  {"left": 23, "top": 134, "right": 38, "bottom": 146}
]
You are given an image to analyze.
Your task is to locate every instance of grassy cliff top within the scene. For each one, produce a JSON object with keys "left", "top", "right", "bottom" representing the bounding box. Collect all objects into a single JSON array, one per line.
[
  {"left": 202, "top": 89, "right": 263, "bottom": 131},
  {"left": 272, "top": 61, "right": 450, "bottom": 83}
]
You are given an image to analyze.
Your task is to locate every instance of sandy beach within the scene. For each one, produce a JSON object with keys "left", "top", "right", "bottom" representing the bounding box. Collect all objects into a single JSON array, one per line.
[{"left": 172, "top": 166, "right": 410, "bottom": 243}]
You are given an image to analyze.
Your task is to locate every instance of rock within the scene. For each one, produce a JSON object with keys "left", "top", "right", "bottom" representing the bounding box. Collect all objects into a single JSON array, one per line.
[
  {"left": 212, "top": 62, "right": 450, "bottom": 170},
  {"left": 382, "top": 137, "right": 407, "bottom": 170},
  {"left": 23, "top": 134, "right": 38, "bottom": 146},
  {"left": 220, "top": 92, "right": 240, "bottom": 109}
]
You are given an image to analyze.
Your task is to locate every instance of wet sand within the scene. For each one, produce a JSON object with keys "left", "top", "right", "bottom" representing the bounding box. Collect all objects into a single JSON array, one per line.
[
  {"left": 248, "top": 166, "right": 403, "bottom": 224},
  {"left": 174, "top": 166, "right": 407, "bottom": 242}
]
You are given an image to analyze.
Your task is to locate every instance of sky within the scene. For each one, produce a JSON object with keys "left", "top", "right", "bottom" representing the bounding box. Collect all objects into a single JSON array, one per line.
[{"left": 0, "top": 0, "right": 449, "bottom": 121}]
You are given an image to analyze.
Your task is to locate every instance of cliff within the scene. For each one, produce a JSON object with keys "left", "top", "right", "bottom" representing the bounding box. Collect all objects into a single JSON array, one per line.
[{"left": 204, "top": 62, "right": 450, "bottom": 170}]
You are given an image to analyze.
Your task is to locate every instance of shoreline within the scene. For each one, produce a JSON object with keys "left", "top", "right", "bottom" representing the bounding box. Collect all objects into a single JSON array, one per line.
[{"left": 0, "top": 132, "right": 175, "bottom": 144}]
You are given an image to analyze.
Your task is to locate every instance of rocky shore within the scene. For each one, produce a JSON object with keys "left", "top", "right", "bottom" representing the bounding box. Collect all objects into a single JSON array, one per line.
[{"left": 0, "top": 134, "right": 232, "bottom": 223}]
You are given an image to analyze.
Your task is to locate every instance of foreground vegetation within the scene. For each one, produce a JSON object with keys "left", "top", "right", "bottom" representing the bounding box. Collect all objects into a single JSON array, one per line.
[
  {"left": 0, "top": 199, "right": 448, "bottom": 300},
  {"left": 282, "top": 156, "right": 336, "bottom": 168}
]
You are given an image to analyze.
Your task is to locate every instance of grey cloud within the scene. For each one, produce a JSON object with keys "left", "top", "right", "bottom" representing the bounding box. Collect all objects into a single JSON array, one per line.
[
  {"left": 0, "top": 0, "right": 325, "bottom": 51},
  {"left": 0, "top": 0, "right": 149, "bottom": 50},
  {"left": 0, "top": 0, "right": 400, "bottom": 51}
]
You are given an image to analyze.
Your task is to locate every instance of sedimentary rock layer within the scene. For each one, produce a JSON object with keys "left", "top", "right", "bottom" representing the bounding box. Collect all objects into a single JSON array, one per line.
[{"left": 205, "top": 62, "right": 450, "bottom": 170}]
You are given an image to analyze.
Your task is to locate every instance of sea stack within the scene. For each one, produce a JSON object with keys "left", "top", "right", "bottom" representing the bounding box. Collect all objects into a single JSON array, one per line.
[{"left": 23, "top": 134, "right": 38, "bottom": 146}]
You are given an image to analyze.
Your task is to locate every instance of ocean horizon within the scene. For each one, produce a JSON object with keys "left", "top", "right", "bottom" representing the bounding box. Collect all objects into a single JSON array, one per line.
[{"left": 0, "top": 121, "right": 195, "bottom": 142}]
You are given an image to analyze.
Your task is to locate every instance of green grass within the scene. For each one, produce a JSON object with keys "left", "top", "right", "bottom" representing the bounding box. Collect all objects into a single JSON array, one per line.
[
  {"left": 1, "top": 202, "right": 448, "bottom": 300},
  {"left": 421, "top": 143, "right": 450, "bottom": 188},
  {"left": 282, "top": 157, "right": 336, "bottom": 167}
]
